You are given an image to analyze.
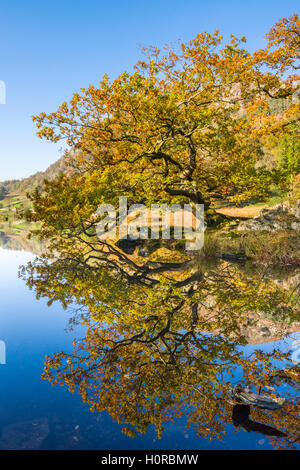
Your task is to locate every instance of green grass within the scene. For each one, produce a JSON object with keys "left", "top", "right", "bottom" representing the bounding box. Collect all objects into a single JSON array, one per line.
[{"left": 0, "top": 194, "right": 29, "bottom": 222}]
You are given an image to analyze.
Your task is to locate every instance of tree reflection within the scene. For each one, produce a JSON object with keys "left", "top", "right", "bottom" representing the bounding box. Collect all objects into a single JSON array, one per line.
[{"left": 20, "top": 238, "right": 300, "bottom": 448}]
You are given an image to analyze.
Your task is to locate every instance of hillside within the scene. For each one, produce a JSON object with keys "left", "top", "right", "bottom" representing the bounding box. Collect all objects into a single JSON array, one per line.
[
  {"left": 0, "top": 155, "right": 69, "bottom": 197},
  {"left": 0, "top": 154, "right": 74, "bottom": 223}
]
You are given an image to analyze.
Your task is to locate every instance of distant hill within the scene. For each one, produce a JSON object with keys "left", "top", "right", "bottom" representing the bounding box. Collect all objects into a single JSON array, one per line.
[{"left": 0, "top": 155, "right": 70, "bottom": 197}]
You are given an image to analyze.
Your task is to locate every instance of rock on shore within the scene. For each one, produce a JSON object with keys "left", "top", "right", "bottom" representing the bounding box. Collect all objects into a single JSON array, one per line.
[{"left": 237, "top": 200, "right": 300, "bottom": 232}]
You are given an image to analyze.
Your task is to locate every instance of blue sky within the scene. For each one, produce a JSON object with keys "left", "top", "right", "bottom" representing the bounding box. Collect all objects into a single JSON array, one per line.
[{"left": 0, "top": 0, "right": 298, "bottom": 181}]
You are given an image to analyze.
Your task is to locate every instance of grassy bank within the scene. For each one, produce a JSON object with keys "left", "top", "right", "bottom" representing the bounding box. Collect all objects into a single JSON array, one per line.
[{"left": 203, "top": 229, "right": 300, "bottom": 268}]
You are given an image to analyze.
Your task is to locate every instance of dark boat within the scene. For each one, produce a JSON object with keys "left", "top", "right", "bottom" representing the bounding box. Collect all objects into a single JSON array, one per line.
[{"left": 231, "top": 385, "right": 285, "bottom": 410}]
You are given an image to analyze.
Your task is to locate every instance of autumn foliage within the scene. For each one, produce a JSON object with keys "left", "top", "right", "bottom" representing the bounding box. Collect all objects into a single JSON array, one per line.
[
  {"left": 31, "top": 14, "right": 299, "bottom": 211},
  {"left": 19, "top": 15, "right": 300, "bottom": 448}
]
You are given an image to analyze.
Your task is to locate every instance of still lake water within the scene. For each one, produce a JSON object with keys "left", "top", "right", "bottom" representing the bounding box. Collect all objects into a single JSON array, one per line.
[{"left": 0, "top": 245, "right": 298, "bottom": 450}]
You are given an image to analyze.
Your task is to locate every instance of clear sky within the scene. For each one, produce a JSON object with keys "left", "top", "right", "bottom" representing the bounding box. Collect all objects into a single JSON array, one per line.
[{"left": 0, "top": 0, "right": 298, "bottom": 181}]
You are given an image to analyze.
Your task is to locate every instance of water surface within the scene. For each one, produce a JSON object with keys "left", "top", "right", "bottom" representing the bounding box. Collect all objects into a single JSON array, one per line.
[{"left": 0, "top": 244, "right": 298, "bottom": 450}]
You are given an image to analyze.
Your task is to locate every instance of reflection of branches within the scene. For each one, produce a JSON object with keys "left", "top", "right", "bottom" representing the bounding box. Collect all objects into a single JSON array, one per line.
[
  {"left": 42, "top": 308, "right": 300, "bottom": 447},
  {"left": 21, "top": 234, "right": 300, "bottom": 447}
]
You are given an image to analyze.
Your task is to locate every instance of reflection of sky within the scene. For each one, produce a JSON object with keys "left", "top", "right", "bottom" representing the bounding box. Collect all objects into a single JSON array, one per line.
[
  {"left": 243, "top": 335, "right": 298, "bottom": 358},
  {"left": 0, "top": 248, "right": 70, "bottom": 339},
  {"left": 0, "top": 248, "right": 77, "bottom": 435},
  {"left": 0, "top": 247, "right": 298, "bottom": 450}
]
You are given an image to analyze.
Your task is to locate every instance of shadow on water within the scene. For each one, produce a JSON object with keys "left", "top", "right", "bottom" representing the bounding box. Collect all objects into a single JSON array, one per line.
[{"left": 232, "top": 405, "right": 287, "bottom": 437}]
